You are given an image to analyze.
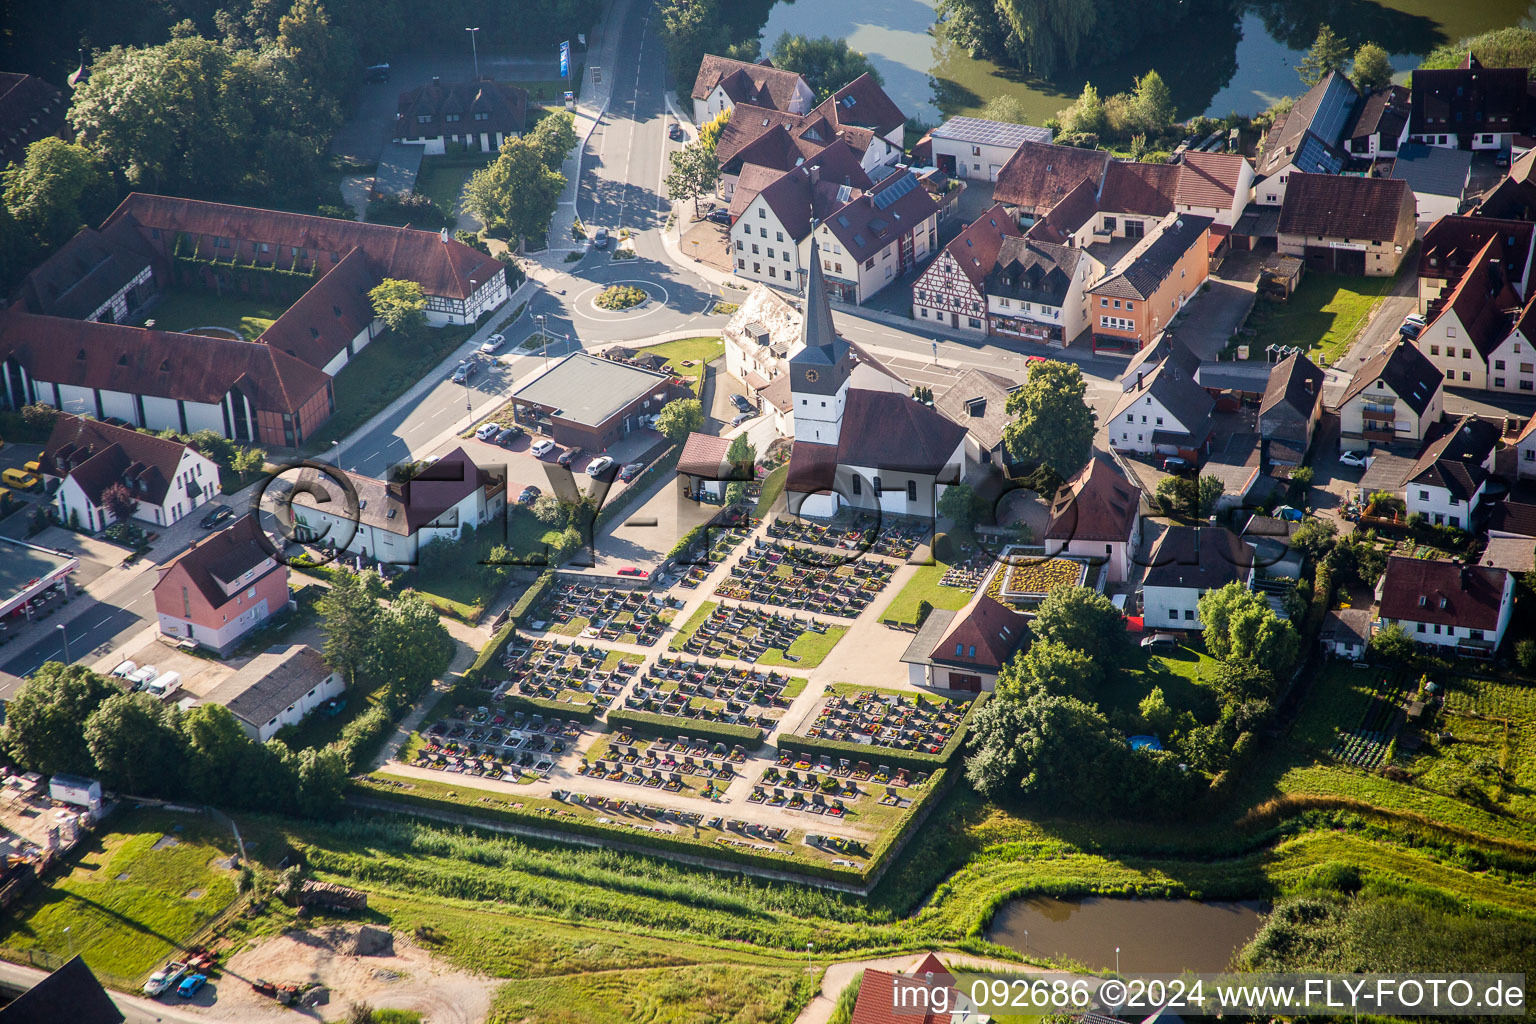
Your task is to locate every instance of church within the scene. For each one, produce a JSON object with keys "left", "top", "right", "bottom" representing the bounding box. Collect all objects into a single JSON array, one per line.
[{"left": 784, "top": 243, "right": 969, "bottom": 519}]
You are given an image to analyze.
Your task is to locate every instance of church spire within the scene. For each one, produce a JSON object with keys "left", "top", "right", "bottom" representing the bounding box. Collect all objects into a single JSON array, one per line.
[{"left": 798, "top": 238, "right": 846, "bottom": 364}]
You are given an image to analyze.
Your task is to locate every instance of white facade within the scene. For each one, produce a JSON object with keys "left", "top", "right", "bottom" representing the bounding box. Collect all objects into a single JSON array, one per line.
[
  {"left": 1339, "top": 378, "right": 1443, "bottom": 451},
  {"left": 290, "top": 483, "right": 500, "bottom": 566},
  {"left": 984, "top": 251, "right": 1099, "bottom": 346},
  {"left": 244, "top": 671, "right": 345, "bottom": 743},
  {"left": 813, "top": 214, "right": 939, "bottom": 305},
  {"left": 1142, "top": 568, "right": 1255, "bottom": 630},
  {"left": 1257, "top": 168, "right": 1300, "bottom": 207},
  {"left": 1485, "top": 330, "right": 1536, "bottom": 394},
  {"left": 425, "top": 269, "right": 508, "bottom": 326},
  {"left": 1175, "top": 161, "right": 1255, "bottom": 226},
  {"left": 1049, "top": 521, "right": 1143, "bottom": 586},
  {"left": 1111, "top": 390, "right": 1195, "bottom": 455},
  {"left": 731, "top": 194, "right": 805, "bottom": 290},
  {"left": 1407, "top": 476, "right": 1486, "bottom": 528},
  {"left": 1380, "top": 576, "right": 1515, "bottom": 650},
  {"left": 932, "top": 136, "right": 1031, "bottom": 183},
  {"left": 1410, "top": 129, "right": 1513, "bottom": 153},
  {"left": 693, "top": 78, "right": 815, "bottom": 127},
  {"left": 53, "top": 447, "right": 219, "bottom": 533},
  {"left": 320, "top": 322, "right": 379, "bottom": 376},
  {"left": 156, "top": 594, "right": 275, "bottom": 653},
  {"left": 1416, "top": 308, "right": 1489, "bottom": 390}
]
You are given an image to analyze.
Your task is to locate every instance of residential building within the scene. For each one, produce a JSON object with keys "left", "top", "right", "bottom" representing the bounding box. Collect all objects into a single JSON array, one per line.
[
  {"left": 510, "top": 352, "right": 684, "bottom": 450},
  {"left": 900, "top": 593, "right": 1025, "bottom": 692},
  {"left": 153, "top": 513, "right": 289, "bottom": 656},
  {"left": 1276, "top": 172, "right": 1416, "bottom": 276},
  {"left": 1140, "top": 526, "right": 1255, "bottom": 629},
  {"left": 1408, "top": 53, "right": 1528, "bottom": 151},
  {"left": 1254, "top": 71, "right": 1358, "bottom": 206},
  {"left": 1376, "top": 556, "right": 1514, "bottom": 656},
  {"left": 728, "top": 141, "right": 870, "bottom": 290},
  {"left": 394, "top": 77, "right": 528, "bottom": 154},
  {"left": 1338, "top": 339, "right": 1445, "bottom": 450},
  {"left": 1476, "top": 147, "right": 1536, "bottom": 220},
  {"left": 928, "top": 116, "right": 1052, "bottom": 181},
  {"left": 810, "top": 170, "right": 941, "bottom": 304},
  {"left": 0, "top": 195, "right": 506, "bottom": 447},
  {"left": 1417, "top": 215, "right": 1535, "bottom": 312},
  {"left": 1416, "top": 235, "right": 1522, "bottom": 390},
  {"left": 1389, "top": 143, "right": 1473, "bottom": 223},
  {"left": 676, "top": 432, "right": 737, "bottom": 502},
  {"left": 0, "top": 72, "right": 67, "bottom": 167},
  {"left": 1168, "top": 150, "right": 1256, "bottom": 227},
  {"left": 1109, "top": 350, "right": 1215, "bottom": 458},
  {"left": 838, "top": 953, "right": 980, "bottom": 1024},
  {"left": 932, "top": 368, "right": 1019, "bottom": 467},
  {"left": 203, "top": 644, "right": 344, "bottom": 743},
  {"left": 911, "top": 204, "right": 1021, "bottom": 333},
  {"left": 984, "top": 235, "right": 1099, "bottom": 348},
  {"left": 1043, "top": 456, "right": 1143, "bottom": 583},
  {"left": 41, "top": 414, "right": 219, "bottom": 531},
  {"left": 1258, "top": 353, "right": 1325, "bottom": 465},
  {"left": 992, "top": 141, "right": 1112, "bottom": 219},
  {"left": 1402, "top": 415, "right": 1500, "bottom": 527},
  {"left": 1515, "top": 413, "right": 1536, "bottom": 478},
  {"left": 277, "top": 447, "right": 505, "bottom": 565},
  {"left": 1086, "top": 212, "right": 1213, "bottom": 353},
  {"left": 1320, "top": 608, "right": 1372, "bottom": 659},
  {"left": 1344, "top": 85, "right": 1410, "bottom": 160},
  {"left": 0, "top": 955, "right": 124, "bottom": 1024},
  {"left": 690, "top": 55, "right": 814, "bottom": 126}
]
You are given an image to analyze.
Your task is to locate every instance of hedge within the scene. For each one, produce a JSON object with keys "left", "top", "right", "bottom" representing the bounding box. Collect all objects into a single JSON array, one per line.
[
  {"left": 605, "top": 708, "right": 762, "bottom": 746},
  {"left": 776, "top": 692, "right": 989, "bottom": 771},
  {"left": 468, "top": 621, "right": 520, "bottom": 684},
  {"left": 332, "top": 703, "right": 395, "bottom": 772},
  {"left": 510, "top": 569, "right": 557, "bottom": 627},
  {"left": 668, "top": 522, "right": 707, "bottom": 561},
  {"left": 501, "top": 692, "right": 599, "bottom": 723}
]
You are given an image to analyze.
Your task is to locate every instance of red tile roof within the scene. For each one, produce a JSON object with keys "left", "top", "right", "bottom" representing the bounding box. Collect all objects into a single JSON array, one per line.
[
  {"left": 258, "top": 248, "right": 376, "bottom": 369},
  {"left": 849, "top": 954, "right": 956, "bottom": 1024},
  {"left": 1045, "top": 456, "right": 1139, "bottom": 543},
  {"left": 1378, "top": 556, "right": 1509, "bottom": 630},
  {"left": 993, "top": 142, "right": 1110, "bottom": 213},
  {"left": 1174, "top": 151, "right": 1249, "bottom": 209},
  {"left": 691, "top": 56, "right": 807, "bottom": 111},
  {"left": 754, "top": 141, "right": 872, "bottom": 241},
  {"left": 931, "top": 592, "right": 1024, "bottom": 669},
  {"left": 785, "top": 439, "right": 838, "bottom": 493},
  {"left": 816, "top": 73, "right": 906, "bottom": 139},
  {"left": 835, "top": 389, "right": 967, "bottom": 475},
  {"left": 933, "top": 204, "right": 1020, "bottom": 290},
  {"left": 1427, "top": 235, "right": 1523, "bottom": 359},
  {"left": 1419, "top": 215, "right": 1535, "bottom": 288},
  {"left": 1024, "top": 178, "right": 1100, "bottom": 244},
  {"left": 1277, "top": 172, "right": 1414, "bottom": 242},
  {"left": 715, "top": 104, "right": 812, "bottom": 166},
  {"left": 156, "top": 513, "right": 279, "bottom": 611},
  {"left": 819, "top": 172, "right": 941, "bottom": 262},
  {"left": 42, "top": 414, "right": 200, "bottom": 508},
  {"left": 677, "top": 432, "right": 733, "bottom": 478},
  {"left": 1099, "top": 160, "right": 1178, "bottom": 217}
]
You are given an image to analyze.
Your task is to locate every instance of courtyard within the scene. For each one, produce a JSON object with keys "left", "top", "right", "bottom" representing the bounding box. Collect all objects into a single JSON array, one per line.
[{"left": 138, "top": 287, "right": 288, "bottom": 342}]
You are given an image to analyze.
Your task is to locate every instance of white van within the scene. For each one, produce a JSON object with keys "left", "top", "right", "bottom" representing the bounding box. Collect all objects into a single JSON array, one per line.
[
  {"left": 146, "top": 671, "right": 181, "bottom": 698},
  {"left": 126, "top": 665, "right": 158, "bottom": 691},
  {"left": 110, "top": 660, "right": 138, "bottom": 680}
]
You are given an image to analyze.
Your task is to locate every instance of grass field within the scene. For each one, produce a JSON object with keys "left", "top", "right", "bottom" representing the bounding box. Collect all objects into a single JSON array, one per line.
[
  {"left": 416, "top": 154, "right": 493, "bottom": 221},
  {"left": 141, "top": 287, "right": 286, "bottom": 341},
  {"left": 0, "top": 810, "right": 240, "bottom": 983},
  {"left": 879, "top": 562, "right": 975, "bottom": 625},
  {"left": 632, "top": 336, "right": 724, "bottom": 388},
  {"left": 1242, "top": 272, "right": 1395, "bottom": 365},
  {"left": 487, "top": 963, "right": 813, "bottom": 1024},
  {"left": 306, "top": 324, "right": 473, "bottom": 451},
  {"left": 1097, "top": 640, "right": 1224, "bottom": 719},
  {"left": 756, "top": 464, "right": 788, "bottom": 515}
]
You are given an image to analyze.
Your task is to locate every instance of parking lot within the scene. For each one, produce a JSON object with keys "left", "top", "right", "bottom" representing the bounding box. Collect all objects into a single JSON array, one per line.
[{"left": 455, "top": 426, "right": 667, "bottom": 509}]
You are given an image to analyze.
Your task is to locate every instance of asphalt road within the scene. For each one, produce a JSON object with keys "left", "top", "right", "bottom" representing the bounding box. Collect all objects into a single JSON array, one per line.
[{"left": 0, "top": 569, "right": 157, "bottom": 677}]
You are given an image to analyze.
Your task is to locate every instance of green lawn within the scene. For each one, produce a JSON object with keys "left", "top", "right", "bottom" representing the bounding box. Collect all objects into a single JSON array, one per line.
[
  {"left": 416, "top": 154, "right": 492, "bottom": 220},
  {"left": 879, "top": 562, "right": 976, "bottom": 625},
  {"left": 755, "top": 464, "right": 787, "bottom": 516},
  {"left": 487, "top": 963, "right": 811, "bottom": 1024},
  {"left": 1242, "top": 271, "right": 1395, "bottom": 365},
  {"left": 1096, "top": 640, "right": 1223, "bottom": 720},
  {"left": 632, "top": 336, "right": 724, "bottom": 386},
  {"left": 305, "top": 324, "right": 473, "bottom": 451},
  {"left": 140, "top": 287, "right": 287, "bottom": 341},
  {"left": 0, "top": 810, "right": 240, "bottom": 984}
]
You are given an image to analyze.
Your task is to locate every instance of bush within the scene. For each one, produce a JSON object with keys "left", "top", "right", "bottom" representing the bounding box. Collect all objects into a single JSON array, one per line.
[
  {"left": 367, "top": 192, "right": 447, "bottom": 228},
  {"left": 605, "top": 708, "right": 762, "bottom": 746},
  {"left": 931, "top": 531, "right": 954, "bottom": 562},
  {"left": 316, "top": 204, "right": 356, "bottom": 220},
  {"left": 1517, "top": 637, "right": 1536, "bottom": 673},
  {"left": 915, "top": 599, "right": 933, "bottom": 626},
  {"left": 595, "top": 284, "right": 648, "bottom": 310}
]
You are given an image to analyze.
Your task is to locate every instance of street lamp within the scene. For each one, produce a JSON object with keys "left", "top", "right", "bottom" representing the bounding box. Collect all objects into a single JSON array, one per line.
[
  {"left": 1115, "top": 947, "right": 1120, "bottom": 975},
  {"left": 536, "top": 313, "right": 549, "bottom": 370},
  {"left": 466, "top": 27, "right": 481, "bottom": 81},
  {"left": 56, "top": 623, "right": 69, "bottom": 664},
  {"left": 331, "top": 438, "right": 343, "bottom": 473},
  {"left": 63, "top": 926, "right": 73, "bottom": 960},
  {"left": 806, "top": 942, "right": 814, "bottom": 971}
]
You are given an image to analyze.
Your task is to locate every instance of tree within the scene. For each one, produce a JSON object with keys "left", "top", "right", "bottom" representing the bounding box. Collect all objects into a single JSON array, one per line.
[
  {"left": 937, "top": 483, "right": 987, "bottom": 533},
  {"left": 317, "top": 569, "right": 383, "bottom": 686},
  {"left": 659, "top": 0, "right": 729, "bottom": 93},
  {"left": 664, "top": 142, "right": 721, "bottom": 218},
  {"left": 1298, "top": 25, "right": 1350, "bottom": 87},
  {"left": 1, "top": 138, "right": 112, "bottom": 254},
  {"left": 1155, "top": 474, "right": 1196, "bottom": 516},
  {"left": 769, "top": 34, "right": 882, "bottom": 102},
  {"left": 1198, "top": 581, "right": 1300, "bottom": 675},
  {"left": 366, "top": 590, "right": 453, "bottom": 710},
  {"left": 1021, "top": 638, "right": 1101, "bottom": 701},
  {"left": 1001, "top": 360, "right": 1095, "bottom": 478},
  {"left": 277, "top": 0, "right": 355, "bottom": 101},
  {"left": 1197, "top": 474, "right": 1224, "bottom": 517},
  {"left": 2, "top": 663, "right": 117, "bottom": 776},
  {"left": 980, "top": 94, "right": 1036, "bottom": 126},
  {"left": 1290, "top": 517, "right": 1337, "bottom": 562},
  {"left": 1055, "top": 83, "right": 1107, "bottom": 136},
  {"left": 966, "top": 689, "right": 1129, "bottom": 810},
  {"left": 726, "top": 433, "right": 757, "bottom": 481},
  {"left": 1367, "top": 622, "right": 1417, "bottom": 668},
  {"left": 99, "top": 482, "right": 140, "bottom": 527},
  {"left": 1030, "top": 585, "right": 1130, "bottom": 666},
  {"left": 1130, "top": 70, "right": 1174, "bottom": 133},
  {"left": 369, "top": 278, "right": 427, "bottom": 337},
  {"left": 181, "top": 703, "right": 252, "bottom": 803},
  {"left": 230, "top": 446, "right": 268, "bottom": 483},
  {"left": 83, "top": 692, "right": 186, "bottom": 797},
  {"left": 464, "top": 138, "right": 566, "bottom": 246},
  {"left": 698, "top": 108, "right": 731, "bottom": 154},
  {"left": 655, "top": 398, "right": 704, "bottom": 441},
  {"left": 294, "top": 745, "right": 350, "bottom": 816},
  {"left": 525, "top": 111, "right": 578, "bottom": 171},
  {"left": 1350, "top": 42, "right": 1393, "bottom": 91},
  {"left": 1138, "top": 686, "right": 1183, "bottom": 739}
]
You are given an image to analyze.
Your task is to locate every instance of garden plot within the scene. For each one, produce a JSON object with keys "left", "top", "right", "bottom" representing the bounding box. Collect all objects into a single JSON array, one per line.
[
  {"left": 494, "top": 636, "right": 643, "bottom": 710},
  {"left": 530, "top": 580, "right": 678, "bottom": 646},
  {"left": 668, "top": 601, "right": 846, "bottom": 667},
  {"left": 623, "top": 655, "right": 796, "bottom": 730},
  {"left": 1329, "top": 678, "right": 1406, "bottom": 770},
  {"left": 766, "top": 512, "right": 929, "bottom": 560},
  {"left": 992, "top": 554, "right": 1090, "bottom": 601},
  {"left": 714, "top": 539, "right": 894, "bottom": 617},
  {"left": 416, "top": 705, "right": 588, "bottom": 780},
  {"left": 799, "top": 688, "right": 969, "bottom": 754}
]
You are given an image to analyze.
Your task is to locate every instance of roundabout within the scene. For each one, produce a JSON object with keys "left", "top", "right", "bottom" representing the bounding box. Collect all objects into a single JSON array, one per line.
[{"left": 574, "top": 279, "right": 671, "bottom": 322}]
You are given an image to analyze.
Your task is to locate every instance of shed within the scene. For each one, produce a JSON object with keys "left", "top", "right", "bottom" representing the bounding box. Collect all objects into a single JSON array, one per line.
[{"left": 47, "top": 773, "right": 102, "bottom": 812}]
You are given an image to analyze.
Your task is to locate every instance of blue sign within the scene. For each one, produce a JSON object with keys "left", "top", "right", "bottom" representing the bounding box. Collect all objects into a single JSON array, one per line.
[{"left": 560, "top": 40, "right": 570, "bottom": 78}]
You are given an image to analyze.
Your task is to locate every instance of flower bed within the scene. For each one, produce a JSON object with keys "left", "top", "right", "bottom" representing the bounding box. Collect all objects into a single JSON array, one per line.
[
  {"left": 996, "top": 556, "right": 1088, "bottom": 598},
  {"left": 595, "top": 284, "right": 648, "bottom": 310}
]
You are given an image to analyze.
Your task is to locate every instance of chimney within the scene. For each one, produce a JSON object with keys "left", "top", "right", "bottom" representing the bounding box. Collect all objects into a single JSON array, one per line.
[
  {"left": 808, "top": 164, "right": 821, "bottom": 185},
  {"left": 1136, "top": 371, "right": 1144, "bottom": 391},
  {"left": 440, "top": 227, "right": 450, "bottom": 243},
  {"left": 432, "top": 75, "right": 441, "bottom": 86},
  {"left": 1460, "top": 565, "right": 1472, "bottom": 590}
]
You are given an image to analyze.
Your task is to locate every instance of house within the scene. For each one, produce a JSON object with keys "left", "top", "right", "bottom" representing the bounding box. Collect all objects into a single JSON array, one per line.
[
  {"left": 0, "top": 955, "right": 124, "bottom": 1024},
  {"left": 1320, "top": 607, "right": 1372, "bottom": 659},
  {"left": 1417, "top": 215, "right": 1536, "bottom": 313},
  {"left": 1043, "top": 456, "right": 1143, "bottom": 583},
  {"left": 1408, "top": 53, "right": 1528, "bottom": 152},
  {"left": 785, "top": 250, "right": 966, "bottom": 518},
  {"left": 1415, "top": 235, "right": 1523, "bottom": 390},
  {"left": 932, "top": 368, "right": 1019, "bottom": 468},
  {"left": 278, "top": 447, "right": 505, "bottom": 565},
  {"left": 729, "top": 141, "right": 871, "bottom": 290},
  {"left": 1390, "top": 143, "right": 1474, "bottom": 223},
  {"left": 1203, "top": 431, "right": 1280, "bottom": 510},
  {"left": 1140, "top": 526, "right": 1255, "bottom": 629},
  {"left": 41, "top": 414, "right": 219, "bottom": 531},
  {"left": 1344, "top": 85, "right": 1410, "bottom": 160},
  {"left": 928, "top": 116, "right": 1052, "bottom": 181},
  {"left": 1277, "top": 172, "right": 1416, "bottom": 276},
  {"left": 900, "top": 593, "right": 1025, "bottom": 692},
  {"left": 1402, "top": 415, "right": 1500, "bottom": 527},
  {"left": 992, "top": 141, "right": 1111, "bottom": 219},
  {"left": 394, "top": 77, "right": 529, "bottom": 154},
  {"left": 691, "top": 55, "right": 814, "bottom": 126},
  {"left": 0, "top": 72, "right": 67, "bottom": 167},
  {"left": 1169, "top": 150, "right": 1256, "bottom": 227},
  {"left": 1109, "top": 346, "right": 1215, "bottom": 457},
  {"left": 1255, "top": 71, "right": 1358, "bottom": 206},
  {"left": 1515, "top": 413, "right": 1536, "bottom": 478},
  {"left": 840, "top": 953, "right": 983, "bottom": 1024},
  {"left": 510, "top": 352, "right": 683, "bottom": 450},
  {"left": 1258, "top": 353, "right": 1325, "bottom": 465},
  {"left": 203, "top": 644, "right": 345, "bottom": 743},
  {"left": 1376, "top": 556, "right": 1514, "bottom": 656},
  {"left": 810, "top": 170, "right": 941, "bottom": 304},
  {"left": 1, "top": 195, "right": 506, "bottom": 447},
  {"left": 153, "top": 513, "right": 290, "bottom": 656},
  {"left": 1086, "top": 212, "right": 1213, "bottom": 353},
  {"left": 911, "top": 204, "right": 1020, "bottom": 333},
  {"left": 676, "top": 431, "right": 737, "bottom": 501},
  {"left": 984, "top": 235, "right": 1099, "bottom": 348},
  {"left": 1338, "top": 338, "right": 1445, "bottom": 450},
  {"left": 1476, "top": 147, "right": 1536, "bottom": 220}
]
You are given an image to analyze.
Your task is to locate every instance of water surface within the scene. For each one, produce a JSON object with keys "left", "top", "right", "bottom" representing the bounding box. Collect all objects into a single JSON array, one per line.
[{"left": 985, "top": 896, "right": 1266, "bottom": 973}]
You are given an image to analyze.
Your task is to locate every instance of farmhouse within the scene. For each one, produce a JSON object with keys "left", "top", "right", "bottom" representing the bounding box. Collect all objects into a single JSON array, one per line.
[
  {"left": 1277, "top": 173, "right": 1416, "bottom": 276},
  {"left": 510, "top": 352, "right": 683, "bottom": 451},
  {"left": 394, "top": 77, "right": 529, "bottom": 154},
  {"left": 927, "top": 116, "right": 1052, "bottom": 181},
  {"left": 41, "top": 414, "right": 219, "bottom": 531},
  {"left": 153, "top": 513, "right": 290, "bottom": 656},
  {"left": 203, "top": 644, "right": 345, "bottom": 743}
]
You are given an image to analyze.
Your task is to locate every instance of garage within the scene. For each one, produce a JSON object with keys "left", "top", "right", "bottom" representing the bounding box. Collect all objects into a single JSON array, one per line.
[
  {"left": 988, "top": 164, "right": 1002, "bottom": 181},
  {"left": 1303, "top": 244, "right": 1365, "bottom": 275}
]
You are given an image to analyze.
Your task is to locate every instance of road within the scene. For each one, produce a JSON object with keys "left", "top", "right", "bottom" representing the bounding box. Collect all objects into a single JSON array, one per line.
[
  {"left": 0, "top": 958, "right": 208, "bottom": 1024},
  {"left": 0, "top": 569, "right": 156, "bottom": 677}
]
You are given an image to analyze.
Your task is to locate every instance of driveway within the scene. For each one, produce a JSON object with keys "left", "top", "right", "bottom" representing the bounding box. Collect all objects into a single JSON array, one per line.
[{"left": 1174, "top": 276, "right": 1256, "bottom": 360}]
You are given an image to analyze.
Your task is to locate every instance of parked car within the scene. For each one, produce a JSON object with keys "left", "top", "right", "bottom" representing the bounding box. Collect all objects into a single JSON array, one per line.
[
  {"left": 617, "top": 566, "right": 648, "bottom": 578},
  {"left": 177, "top": 974, "right": 207, "bottom": 999},
  {"left": 730, "top": 393, "right": 754, "bottom": 413},
  {"left": 495, "top": 426, "right": 524, "bottom": 447},
  {"left": 531, "top": 439, "right": 556, "bottom": 458},
  {"left": 145, "top": 671, "right": 182, "bottom": 699},
  {"left": 322, "top": 697, "right": 347, "bottom": 717},
  {"left": 668, "top": 122, "right": 685, "bottom": 141},
  {"left": 1162, "top": 455, "right": 1192, "bottom": 475},
  {"left": 730, "top": 411, "right": 755, "bottom": 427},
  {"left": 1, "top": 468, "right": 39, "bottom": 491},
  {"left": 619, "top": 461, "right": 645, "bottom": 482},
  {"left": 587, "top": 455, "right": 615, "bottom": 476},
  {"left": 706, "top": 208, "right": 731, "bottom": 225},
  {"left": 557, "top": 447, "right": 582, "bottom": 468},
  {"left": 475, "top": 422, "right": 502, "bottom": 441},
  {"left": 199, "top": 505, "right": 236, "bottom": 529},
  {"left": 592, "top": 227, "right": 610, "bottom": 249},
  {"left": 1275, "top": 505, "right": 1305, "bottom": 522},
  {"left": 1400, "top": 313, "right": 1426, "bottom": 339},
  {"left": 1339, "top": 449, "right": 1371, "bottom": 468},
  {"left": 1141, "top": 633, "right": 1179, "bottom": 651},
  {"left": 451, "top": 359, "right": 478, "bottom": 384},
  {"left": 517, "top": 485, "right": 541, "bottom": 505},
  {"left": 479, "top": 333, "right": 506, "bottom": 354},
  {"left": 110, "top": 660, "right": 138, "bottom": 680},
  {"left": 143, "top": 961, "right": 188, "bottom": 997},
  {"left": 126, "top": 665, "right": 159, "bottom": 692}
]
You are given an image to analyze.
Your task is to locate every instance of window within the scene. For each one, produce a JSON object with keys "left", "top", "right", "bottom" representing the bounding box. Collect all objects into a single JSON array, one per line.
[
  {"left": 759, "top": 227, "right": 767, "bottom": 238},
  {"left": 920, "top": 307, "right": 929, "bottom": 317},
  {"left": 971, "top": 145, "right": 981, "bottom": 156},
  {"left": 445, "top": 113, "right": 460, "bottom": 122},
  {"left": 1496, "top": 377, "right": 1506, "bottom": 388},
  {"left": 864, "top": 257, "right": 875, "bottom": 270},
  {"left": 753, "top": 263, "right": 761, "bottom": 274},
  {"left": 1496, "top": 359, "right": 1506, "bottom": 370},
  {"left": 1126, "top": 301, "right": 1134, "bottom": 311},
  {"left": 1463, "top": 371, "right": 1471, "bottom": 381},
  {"left": 1419, "top": 489, "right": 1430, "bottom": 500},
  {"left": 1523, "top": 363, "right": 1534, "bottom": 373},
  {"left": 751, "top": 244, "right": 759, "bottom": 254},
  {"left": 1430, "top": 345, "right": 1439, "bottom": 356},
  {"left": 1104, "top": 217, "right": 1116, "bottom": 232},
  {"left": 1446, "top": 369, "right": 1455, "bottom": 380},
  {"left": 1113, "top": 299, "right": 1121, "bottom": 309},
  {"left": 852, "top": 475, "right": 861, "bottom": 495},
  {"left": 767, "top": 248, "right": 775, "bottom": 259},
  {"left": 967, "top": 317, "right": 982, "bottom": 329},
  {"left": 1100, "top": 298, "right": 1109, "bottom": 307},
  {"left": 907, "top": 480, "right": 917, "bottom": 501},
  {"left": 758, "top": 208, "right": 765, "bottom": 218},
  {"left": 1523, "top": 381, "right": 1534, "bottom": 391},
  {"left": 416, "top": 114, "right": 432, "bottom": 124},
  {"left": 1462, "top": 348, "right": 1472, "bottom": 359},
  {"left": 475, "top": 111, "right": 489, "bottom": 121},
  {"left": 1447, "top": 325, "right": 1457, "bottom": 337},
  {"left": 768, "top": 266, "right": 776, "bottom": 278},
  {"left": 1169, "top": 609, "right": 1178, "bottom": 620},
  {"left": 1184, "top": 609, "right": 1194, "bottom": 620},
  {"left": 736, "top": 258, "right": 745, "bottom": 269},
  {"left": 1101, "top": 315, "right": 1135, "bottom": 331}
]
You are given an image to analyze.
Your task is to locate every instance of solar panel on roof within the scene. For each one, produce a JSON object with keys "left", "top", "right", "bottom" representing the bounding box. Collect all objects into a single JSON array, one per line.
[{"left": 872, "top": 173, "right": 919, "bottom": 209}]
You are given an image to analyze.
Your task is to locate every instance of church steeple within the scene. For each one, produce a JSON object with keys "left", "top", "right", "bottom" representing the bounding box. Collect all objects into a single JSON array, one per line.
[{"left": 789, "top": 239, "right": 852, "bottom": 398}]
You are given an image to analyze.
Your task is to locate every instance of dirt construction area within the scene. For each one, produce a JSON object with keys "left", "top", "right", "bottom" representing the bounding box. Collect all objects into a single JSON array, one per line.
[{"left": 212, "top": 925, "right": 496, "bottom": 1023}]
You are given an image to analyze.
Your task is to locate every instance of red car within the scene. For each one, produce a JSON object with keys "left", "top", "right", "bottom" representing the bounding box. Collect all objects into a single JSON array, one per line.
[{"left": 617, "top": 566, "right": 649, "bottom": 578}]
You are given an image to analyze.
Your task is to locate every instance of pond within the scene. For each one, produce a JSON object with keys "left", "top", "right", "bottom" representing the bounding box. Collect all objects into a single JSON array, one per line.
[
  {"left": 985, "top": 897, "right": 1267, "bottom": 973},
  {"left": 756, "top": 0, "right": 1530, "bottom": 125}
]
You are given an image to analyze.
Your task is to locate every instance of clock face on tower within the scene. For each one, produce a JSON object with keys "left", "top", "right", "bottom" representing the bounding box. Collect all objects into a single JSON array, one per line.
[{"left": 804, "top": 369, "right": 820, "bottom": 383}]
